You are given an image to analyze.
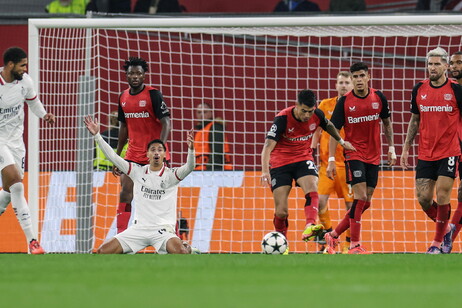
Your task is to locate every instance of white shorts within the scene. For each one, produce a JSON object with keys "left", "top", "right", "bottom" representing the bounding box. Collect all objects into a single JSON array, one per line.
[
  {"left": 0, "top": 144, "right": 25, "bottom": 177},
  {"left": 114, "top": 225, "right": 179, "bottom": 254}
]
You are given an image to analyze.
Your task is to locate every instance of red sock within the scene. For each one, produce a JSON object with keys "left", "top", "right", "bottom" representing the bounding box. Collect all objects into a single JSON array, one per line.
[
  {"left": 451, "top": 202, "right": 462, "bottom": 241},
  {"left": 117, "top": 202, "right": 131, "bottom": 234},
  {"left": 334, "top": 209, "right": 352, "bottom": 237},
  {"left": 304, "top": 192, "right": 319, "bottom": 225},
  {"left": 273, "top": 214, "right": 288, "bottom": 236},
  {"left": 363, "top": 201, "right": 371, "bottom": 212},
  {"left": 434, "top": 204, "right": 450, "bottom": 243},
  {"left": 424, "top": 201, "right": 438, "bottom": 222},
  {"left": 349, "top": 199, "right": 367, "bottom": 243}
]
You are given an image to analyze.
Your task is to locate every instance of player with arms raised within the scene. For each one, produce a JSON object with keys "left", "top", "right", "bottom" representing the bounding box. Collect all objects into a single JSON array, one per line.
[
  {"left": 85, "top": 115, "right": 196, "bottom": 254},
  {"left": 261, "top": 89, "right": 355, "bottom": 250},
  {"left": 401, "top": 47, "right": 462, "bottom": 254},
  {"left": 0, "top": 47, "right": 55, "bottom": 254},
  {"left": 116, "top": 57, "right": 171, "bottom": 234},
  {"left": 324, "top": 62, "right": 396, "bottom": 254}
]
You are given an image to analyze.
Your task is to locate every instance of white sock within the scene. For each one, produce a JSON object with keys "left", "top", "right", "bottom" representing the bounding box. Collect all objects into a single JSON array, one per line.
[
  {"left": 0, "top": 189, "right": 11, "bottom": 216},
  {"left": 10, "top": 182, "right": 36, "bottom": 243}
]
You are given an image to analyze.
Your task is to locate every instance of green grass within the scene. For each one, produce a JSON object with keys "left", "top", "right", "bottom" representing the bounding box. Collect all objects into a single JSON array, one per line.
[{"left": 1, "top": 254, "right": 461, "bottom": 308}]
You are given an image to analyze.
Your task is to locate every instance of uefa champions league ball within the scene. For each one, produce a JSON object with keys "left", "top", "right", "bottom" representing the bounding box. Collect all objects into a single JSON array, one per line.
[{"left": 261, "top": 231, "right": 288, "bottom": 254}]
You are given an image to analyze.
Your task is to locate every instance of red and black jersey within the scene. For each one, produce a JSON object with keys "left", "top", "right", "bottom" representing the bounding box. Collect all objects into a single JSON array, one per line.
[
  {"left": 118, "top": 85, "right": 171, "bottom": 164},
  {"left": 266, "top": 106, "right": 328, "bottom": 169},
  {"left": 411, "top": 78, "right": 462, "bottom": 161},
  {"left": 331, "top": 88, "right": 390, "bottom": 165}
]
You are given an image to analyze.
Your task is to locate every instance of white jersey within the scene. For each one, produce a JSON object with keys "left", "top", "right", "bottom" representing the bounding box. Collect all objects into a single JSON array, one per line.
[
  {"left": 128, "top": 163, "right": 183, "bottom": 228},
  {"left": 0, "top": 68, "right": 47, "bottom": 145},
  {"left": 94, "top": 133, "right": 195, "bottom": 229}
]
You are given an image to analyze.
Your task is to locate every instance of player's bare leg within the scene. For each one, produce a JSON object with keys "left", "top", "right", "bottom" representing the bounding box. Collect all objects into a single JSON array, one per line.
[
  {"left": 117, "top": 174, "right": 134, "bottom": 233},
  {"left": 97, "top": 238, "right": 124, "bottom": 254},
  {"left": 2, "top": 164, "right": 44, "bottom": 254},
  {"left": 166, "top": 237, "right": 190, "bottom": 254},
  {"left": 297, "top": 175, "right": 324, "bottom": 241}
]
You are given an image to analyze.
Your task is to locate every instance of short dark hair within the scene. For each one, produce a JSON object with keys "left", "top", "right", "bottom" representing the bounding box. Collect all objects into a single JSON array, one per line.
[
  {"left": 350, "top": 62, "right": 369, "bottom": 73},
  {"left": 453, "top": 51, "right": 462, "bottom": 56},
  {"left": 147, "top": 139, "right": 166, "bottom": 151},
  {"left": 3, "top": 47, "right": 27, "bottom": 65},
  {"left": 297, "top": 89, "right": 316, "bottom": 108},
  {"left": 123, "top": 57, "right": 149, "bottom": 72}
]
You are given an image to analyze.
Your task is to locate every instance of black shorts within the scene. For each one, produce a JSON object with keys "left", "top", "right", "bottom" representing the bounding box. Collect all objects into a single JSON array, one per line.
[
  {"left": 416, "top": 156, "right": 459, "bottom": 181},
  {"left": 345, "top": 160, "right": 379, "bottom": 188},
  {"left": 270, "top": 160, "right": 318, "bottom": 191}
]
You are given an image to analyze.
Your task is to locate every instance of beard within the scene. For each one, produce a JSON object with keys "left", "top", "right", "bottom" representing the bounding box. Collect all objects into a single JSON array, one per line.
[
  {"left": 429, "top": 73, "right": 443, "bottom": 81},
  {"left": 12, "top": 71, "right": 23, "bottom": 80},
  {"left": 451, "top": 70, "right": 462, "bottom": 80}
]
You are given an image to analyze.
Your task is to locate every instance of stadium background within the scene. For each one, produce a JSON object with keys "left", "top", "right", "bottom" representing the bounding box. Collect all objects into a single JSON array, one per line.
[{"left": 1, "top": 0, "right": 462, "bottom": 254}]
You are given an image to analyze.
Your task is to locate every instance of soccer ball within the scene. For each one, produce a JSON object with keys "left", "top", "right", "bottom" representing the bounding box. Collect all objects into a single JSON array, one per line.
[{"left": 261, "top": 231, "right": 288, "bottom": 255}]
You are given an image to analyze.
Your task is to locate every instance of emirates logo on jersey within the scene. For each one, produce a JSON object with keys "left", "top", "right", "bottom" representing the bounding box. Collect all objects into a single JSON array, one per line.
[
  {"left": 444, "top": 94, "right": 453, "bottom": 101},
  {"left": 139, "top": 100, "right": 147, "bottom": 107}
]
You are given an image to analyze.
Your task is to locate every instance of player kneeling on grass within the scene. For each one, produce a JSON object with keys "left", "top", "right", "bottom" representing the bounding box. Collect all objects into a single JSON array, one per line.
[{"left": 84, "top": 115, "right": 197, "bottom": 254}]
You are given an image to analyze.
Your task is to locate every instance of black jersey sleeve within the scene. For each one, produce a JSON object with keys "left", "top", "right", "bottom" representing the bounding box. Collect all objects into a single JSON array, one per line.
[
  {"left": 117, "top": 92, "right": 126, "bottom": 123},
  {"left": 410, "top": 82, "right": 423, "bottom": 114},
  {"left": 376, "top": 90, "right": 391, "bottom": 119},
  {"left": 451, "top": 83, "right": 462, "bottom": 113},
  {"left": 149, "top": 89, "right": 171, "bottom": 119},
  {"left": 266, "top": 115, "right": 287, "bottom": 141},
  {"left": 314, "top": 108, "right": 328, "bottom": 130},
  {"left": 330, "top": 96, "right": 346, "bottom": 129}
]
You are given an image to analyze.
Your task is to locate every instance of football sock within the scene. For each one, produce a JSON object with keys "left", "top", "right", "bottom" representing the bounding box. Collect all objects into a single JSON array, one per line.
[
  {"left": 273, "top": 214, "right": 288, "bottom": 236},
  {"left": 333, "top": 209, "right": 350, "bottom": 238},
  {"left": 318, "top": 208, "right": 332, "bottom": 230},
  {"left": 304, "top": 192, "right": 319, "bottom": 225},
  {"left": 0, "top": 189, "right": 11, "bottom": 216},
  {"left": 423, "top": 201, "right": 438, "bottom": 222},
  {"left": 117, "top": 202, "right": 132, "bottom": 233},
  {"left": 10, "top": 182, "right": 35, "bottom": 243},
  {"left": 349, "top": 199, "right": 367, "bottom": 244},
  {"left": 433, "top": 203, "right": 450, "bottom": 245},
  {"left": 451, "top": 202, "right": 462, "bottom": 241}
]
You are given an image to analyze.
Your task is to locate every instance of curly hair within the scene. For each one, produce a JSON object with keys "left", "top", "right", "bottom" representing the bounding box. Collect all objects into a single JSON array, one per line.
[{"left": 123, "top": 57, "right": 149, "bottom": 72}]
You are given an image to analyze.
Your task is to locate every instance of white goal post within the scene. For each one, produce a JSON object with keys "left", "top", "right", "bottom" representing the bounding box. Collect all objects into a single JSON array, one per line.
[{"left": 27, "top": 15, "right": 462, "bottom": 253}]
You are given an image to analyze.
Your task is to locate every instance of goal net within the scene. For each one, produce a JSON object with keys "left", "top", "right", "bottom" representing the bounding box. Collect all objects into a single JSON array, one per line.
[{"left": 26, "top": 16, "right": 462, "bottom": 253}]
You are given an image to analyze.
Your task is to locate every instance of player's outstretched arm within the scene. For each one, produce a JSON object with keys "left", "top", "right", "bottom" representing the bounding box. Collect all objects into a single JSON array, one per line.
[
  {"left": 84, "top": 115, "right": 130, "bottom": 174},
  {"left": 175, "top": 129, "right": 196, "bottom": 180},
  {"left": 324, "top": 120, "right": 356, "bottom": 152}
]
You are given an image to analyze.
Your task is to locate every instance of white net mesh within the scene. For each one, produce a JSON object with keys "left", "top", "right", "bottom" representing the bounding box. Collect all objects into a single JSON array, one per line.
[{"left": 29, "top": 18, "right": 462, "bottom": 253}]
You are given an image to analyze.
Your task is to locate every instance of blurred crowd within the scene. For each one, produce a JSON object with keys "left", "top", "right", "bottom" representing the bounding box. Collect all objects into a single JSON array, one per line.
[{"left": 43, "top": 0, "right": 462, "bottom": 15}]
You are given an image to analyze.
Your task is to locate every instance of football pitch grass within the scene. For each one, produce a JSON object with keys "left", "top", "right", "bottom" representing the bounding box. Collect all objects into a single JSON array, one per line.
[{"left": 1, "top": 254, "right": 461, "bottom": 308}]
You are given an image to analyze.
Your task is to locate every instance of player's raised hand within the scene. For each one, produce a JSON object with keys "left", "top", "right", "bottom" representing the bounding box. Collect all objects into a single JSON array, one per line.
[
  {"left": 43, "top": 113, "right": 56, "bottom": 124},
  {"left": 342, "top": 141, "right": 356, "bottom": 152},
  {"left": 187, "top": 128, "right": 194, "bottom": 150},
  {"left": 83, "top": 115, "right": 100, "bottom": 136}
]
